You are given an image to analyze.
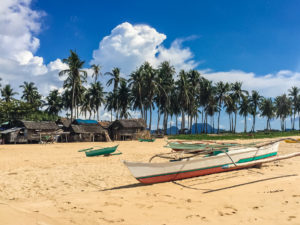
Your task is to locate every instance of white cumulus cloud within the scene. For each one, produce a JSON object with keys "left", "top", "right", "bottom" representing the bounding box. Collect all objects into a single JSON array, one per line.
[
  {"left": 91, "top": 22, "right": 198, "bottom": 75},
  {"left": 0, "top": 0, "right": 66, "bottom": 95},
  {"left": 202, "top": 70, "right": 300, "bottom": 97}
]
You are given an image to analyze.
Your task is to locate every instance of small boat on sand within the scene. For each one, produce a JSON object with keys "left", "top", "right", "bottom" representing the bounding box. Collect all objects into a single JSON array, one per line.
[
  {"left": 80, "top": 145, "right": 120, "bottom": 157},
  {"left": 139, "top": 138, "right": 156, "bottom": 142},
  {"left": 124, "top": 139, "right": 300, "bottom": 184},
  {"left": 285, "top": 138, "right": 300, "bottom": 143}
]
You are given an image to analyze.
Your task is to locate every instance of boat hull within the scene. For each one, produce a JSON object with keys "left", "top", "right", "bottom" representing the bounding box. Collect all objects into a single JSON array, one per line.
[
  {"left": 85, "top": 145, "right": 118, "bottom": 157},
  {"left": 124, "top": 142, "right": 279, "bottom": 184}
]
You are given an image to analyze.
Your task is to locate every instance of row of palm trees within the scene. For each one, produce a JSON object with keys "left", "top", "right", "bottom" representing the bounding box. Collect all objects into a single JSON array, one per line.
[{"left": 1, "top": 50, "right": 299, "bottom": 133}]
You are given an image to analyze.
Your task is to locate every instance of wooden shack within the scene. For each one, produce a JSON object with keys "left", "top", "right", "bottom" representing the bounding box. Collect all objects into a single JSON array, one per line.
[
  {"left": 0, "top": 120, "right": 59, "bottom": 143},
  {"left": 109, "top": 119, "right": 149, "bottom": 140},
  {"left": 56, "top": 118, "right": 72, "bottom": 131},
  {"left": 69, "top": 124, "right": 111, "bottom": 142},
  {"left": 98, "top": 121, "right": 112, "bottom": 129}
]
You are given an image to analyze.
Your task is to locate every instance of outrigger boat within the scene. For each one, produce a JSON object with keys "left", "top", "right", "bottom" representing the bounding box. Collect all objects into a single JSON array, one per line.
[
  {"left": 165, "top": 141, "right": 239, "bottom": 152},
  {"left": 124, "top": 139, "right": 300, "bottom": 184},
  {"left": 79, "top": 145, "right": 120, "bottom": 157}
]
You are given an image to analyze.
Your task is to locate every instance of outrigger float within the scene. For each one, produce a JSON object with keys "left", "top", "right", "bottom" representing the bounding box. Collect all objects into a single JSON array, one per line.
[{"left": 124, "top": 138, "right": 300, "bottom": 184}]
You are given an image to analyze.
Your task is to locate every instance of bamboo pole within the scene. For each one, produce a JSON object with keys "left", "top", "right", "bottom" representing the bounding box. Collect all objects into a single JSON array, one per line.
[{"left": 227, "top": 152, "right": 300, "bottom": 169}]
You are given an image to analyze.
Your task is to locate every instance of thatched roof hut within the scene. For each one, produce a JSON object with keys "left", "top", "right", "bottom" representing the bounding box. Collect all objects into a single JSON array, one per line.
[
  {"left": 21, "top": 121, "right": 58, "bottom": 130},
  {"left": 1, "top": 120, "right": 59, "bottom": 144},
  {"left": 98, "top": 121, "right": 112, "bottom": 129},
  {"left": 70, "top": 124, "right": 111, "bottom": 142},
  {"left": 56, "top": 118, "right": 72, "bottom": 130},
  {"left": 109, "top": 119, "right": 149, "bottom": 140}
]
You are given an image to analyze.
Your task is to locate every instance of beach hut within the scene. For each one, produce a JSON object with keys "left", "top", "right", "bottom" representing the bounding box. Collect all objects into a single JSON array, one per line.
[
  {"left": 69, "top": 123, "right": 111, "bottom": 142},
  {"left": 109, "top": 119, "right": 149, "bottom": 141},
  {"left": 56, "top": 118, "right": 72, "bottom": 130},
  {"left": 98, "top": 121, "right": 112, "bottom": 130},
  {"left": 0, "top": 120, "right": 59, "bottom": 143}
]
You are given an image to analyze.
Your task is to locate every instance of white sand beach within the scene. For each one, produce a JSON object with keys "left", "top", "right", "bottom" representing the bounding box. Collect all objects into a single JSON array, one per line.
[{"left": 0, "top": 138, "right": 300, "bottom": 225}]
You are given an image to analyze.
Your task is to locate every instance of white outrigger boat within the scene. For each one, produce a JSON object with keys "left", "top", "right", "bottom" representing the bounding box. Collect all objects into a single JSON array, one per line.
[{"left": 124, "top": 139, "right": 300, "bottom": 184}]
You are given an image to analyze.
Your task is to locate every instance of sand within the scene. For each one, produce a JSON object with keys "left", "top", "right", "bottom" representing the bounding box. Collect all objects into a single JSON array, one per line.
[{"left": 0, "top": 138, "right": 300, "bottom": 225}]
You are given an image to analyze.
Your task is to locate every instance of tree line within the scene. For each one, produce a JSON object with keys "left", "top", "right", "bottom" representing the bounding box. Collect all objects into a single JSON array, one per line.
[{"left": 0, "top": 50, "right": 299, "bottom": 133}]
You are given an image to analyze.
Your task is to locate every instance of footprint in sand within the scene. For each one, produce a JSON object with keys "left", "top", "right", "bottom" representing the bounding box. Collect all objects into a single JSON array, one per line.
[
  {"left": 104, "top": 202, "right": 122, "bottom": 207},
  {"left": 288, "top": 216, "right": 296, "bottom": 221},
  {"left": 219, "top": 206, "right": 238, "bottom": 216},
  {"left": 186, "top": 214, "right": 201, "bottom": 219}
]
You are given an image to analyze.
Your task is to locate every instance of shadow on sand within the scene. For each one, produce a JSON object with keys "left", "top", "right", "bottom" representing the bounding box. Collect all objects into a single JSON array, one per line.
[
  {"left": 99, "top": 182, "right": 152, "bottom": 192},
  {"left": 202, "top": 174, "right": 298, "bottom": 194},
  {"left": 98, "top": 173, "right": 297, "bottom": 193}
]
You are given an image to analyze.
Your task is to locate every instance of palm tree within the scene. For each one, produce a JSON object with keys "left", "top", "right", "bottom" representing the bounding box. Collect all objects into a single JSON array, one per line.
[
  {"left": 249, "top": 90, "right": 262, "bottom": 132},
  {"left": 297, "top": 95, "right": 300, "bottom": 130},
  {"left": 91, "top": 64, "right": 101, "bottom": 83},
  {"left": 105, "top": 92, "right": 116, "bottom": 121},
  {"left": 140, "top": 62, "right": 158, "bottom": 130},
  {"left": 170, "top": 89, "right": 181, "bottom": 134},
  {"left": 59, "top": 50, "right": 87, "bottom": 121},
  {"left": 19, "top": 81, "right": 42, "bottom": 108},
  {"left": 45, "top": 90, "right": 63, "bottom": 115},
  {"left": 89, "top": 82, "right": 105, "bottom": 120},
  {"left": 176, "top": 70, "right": 190, "bottom": 131},
  {"left": 239, "top": 95, "right": 250, "bottom": 133},
  {"left": 81, "top": 91, "right": 92, "bottom": 119},
  {"left": 288, "top": 86, "right": 299, "bottom": 130},
  {"left": 105, "top": 67, "right": 125, "bottom": 119},
  {"left": 275, "top": 94, "right": 292, "bottom": 131},
  {"left": 187, "top": 70, "right": 201, "bottom": 132},
  {"left": 129, "top": 68, "right": 146, "bottom": 119},
  {"left": 1, "top": 85, "right": 17, "bottom": 102},
  {"left": 62, "top": 89, "right": 72, "bottom": 118},
  {"left": 157, "top": 61, "right": 175, "bottom": 133},
  {"left": 230, "top": 82, "right": 248, "bottom": 133},
  {"left": 215, "top": 81, "right": 230, "bottom": 133},
  {"left": 260, "top": 97, "right": 275, "bottom": 130},
  {"left": 199, "top": 79, "right": 215, "bottom": 133},
  {"left": 224, "top": 94, "right": 236, "bottom": 132},
  {"left": 106, "top": 67, "right": 125, "bottom": 92},
  {"left": 205, "top": 94, "right": 219, "bottom": 133},
  {"left": 118, "top": 80, "right": 131, "bottom": 119}
]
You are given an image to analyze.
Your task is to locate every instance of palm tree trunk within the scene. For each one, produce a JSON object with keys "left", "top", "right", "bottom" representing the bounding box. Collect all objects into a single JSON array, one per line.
[
  {"left": 244, "top": 116, "right": 247, "bottom": 133},
  {"left": 205, "top": 113, "right": 208, "bottom": 134},
  {"left": 195, "top": 115, "right": 198, "bottom": 134},
  {"left": 157, "top": 107, "right": 161, "bottom": 131},
  {"left": 71, "top": 85, "right": 75, "bottom": 121},
  {"left": 176, "top": 115, "right": 178, "bottom": 134},
  {"left": 170, "top": 115, "right": 172, "bottom": 135},
  {"left": 111, "top": 110, "right": 112, "bottom": 122},
  {"left": 253, "top": 114, "right": 256, "bottom": 132},
  {"left": 231, "top": 116, "right": 234, "bottom": 133},
  {"left": 217, "top": 110, "right": 221, "bottom": 134},
  {"left": 163, "top": 111, "right": 168, "bottom": 135},
  {"left": 201, "top": 109, "right": 204, "bottom": 133},
  {"left": 149, "top": 106, "right": 152, "bottom": 131},
  {"left": 212, "top": 116, "right": 214, "bottom": 134},
  {"left": 181, "top": 110, "right": 185, "bottom": 131},
  {"left": 189, "top": 114, "right": 193, "bottom": 134},
  {"left": 234, "top": 112, "right": 237, "bottom": 133}
]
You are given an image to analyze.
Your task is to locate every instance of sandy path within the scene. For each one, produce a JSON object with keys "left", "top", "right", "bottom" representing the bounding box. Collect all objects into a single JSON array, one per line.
[{"left": 0, "top": 138, "right": 300, "bottom": 225}]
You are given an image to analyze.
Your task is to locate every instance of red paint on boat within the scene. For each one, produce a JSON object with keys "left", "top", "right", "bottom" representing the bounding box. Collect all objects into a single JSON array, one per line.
[{"left": 137, "top": 164, "right": 258, "bottom": 184}]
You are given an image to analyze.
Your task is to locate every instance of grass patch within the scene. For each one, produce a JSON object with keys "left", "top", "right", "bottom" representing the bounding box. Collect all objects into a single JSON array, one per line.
[{"left": 168, "top": 131, "right": 300, "bottom": 140}]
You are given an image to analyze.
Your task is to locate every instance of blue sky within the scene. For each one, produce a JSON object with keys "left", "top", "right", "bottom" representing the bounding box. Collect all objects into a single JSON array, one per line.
[
  {"left": 32, "top": 0, "right": 300, "bottom": 74},
  {"left": 1, "top": 0, "right": 300, "bottom": 131}
]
